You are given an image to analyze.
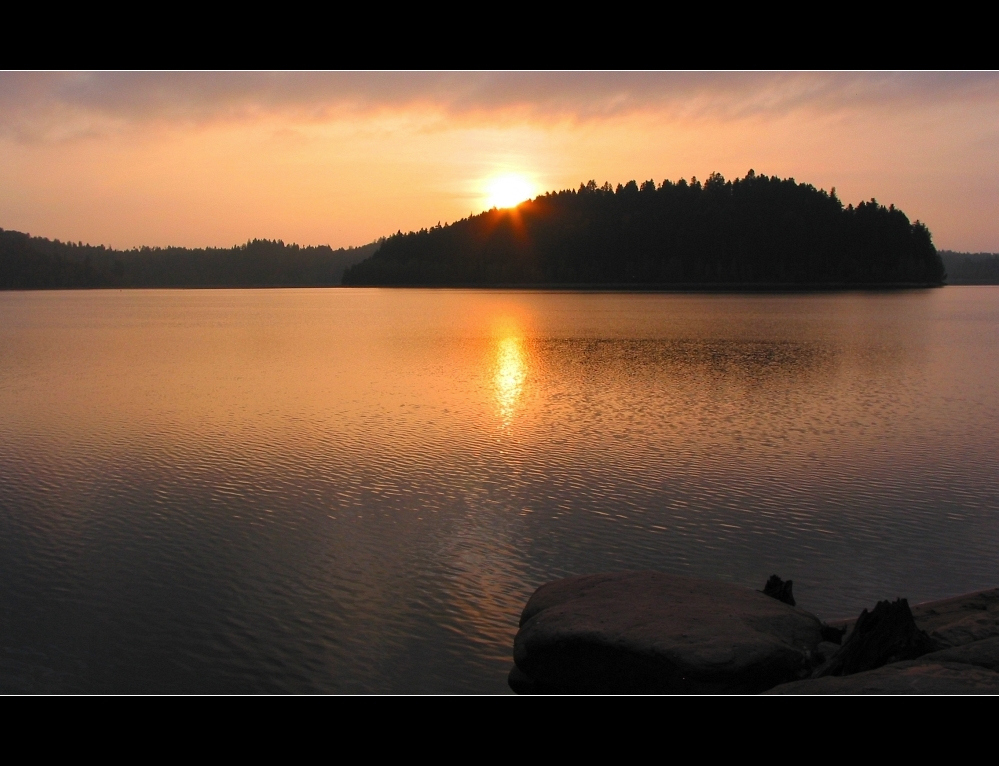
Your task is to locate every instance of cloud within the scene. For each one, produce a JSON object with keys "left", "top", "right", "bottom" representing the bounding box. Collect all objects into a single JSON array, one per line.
[{"left": 2, "top": 71, "right": 997, "bottom": 141}]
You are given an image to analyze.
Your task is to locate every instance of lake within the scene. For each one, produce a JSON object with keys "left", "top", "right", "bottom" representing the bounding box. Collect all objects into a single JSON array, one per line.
[{"left": 1, "top": 287, "right": 998, "bottom": 692}]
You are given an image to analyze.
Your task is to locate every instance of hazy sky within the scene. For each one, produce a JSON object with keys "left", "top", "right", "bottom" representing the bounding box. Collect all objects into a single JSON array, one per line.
[{"left": 2, "top": 72, "right": 997, "bottom": 251}]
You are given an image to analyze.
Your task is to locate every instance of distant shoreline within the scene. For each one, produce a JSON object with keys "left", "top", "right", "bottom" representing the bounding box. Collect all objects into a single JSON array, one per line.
[
  {"left": 340, "top": 281, "right": 946, "bottom": 292},
  {"left": 0, "top": 281, "right": 956, "bottom": 293}
]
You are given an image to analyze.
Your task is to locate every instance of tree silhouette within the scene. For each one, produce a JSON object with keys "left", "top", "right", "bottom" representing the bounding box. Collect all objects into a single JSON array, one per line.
[
  {"left": 343, "top": 171, "right": 945, "bottom": 287},
  {"left": 0, "top": 230, "right": 381, "bottom": 290}
]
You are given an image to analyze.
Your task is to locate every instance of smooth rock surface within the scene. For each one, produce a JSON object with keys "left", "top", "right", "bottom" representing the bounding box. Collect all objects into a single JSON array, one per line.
[
  {"left": 511, "top": 571, "right": 824, "bottom": 694},
  {"left": 766, "top": 660, "right": 999, "bottom": 694},
  {"left": 920, "top": 637, "right": 999, "bottom": 672},
  {"left": 814, "top": 641, "right": 842, "bottom": 663},
  {"left": 912, "top": 588, "right": 999, "bottom": 647}
]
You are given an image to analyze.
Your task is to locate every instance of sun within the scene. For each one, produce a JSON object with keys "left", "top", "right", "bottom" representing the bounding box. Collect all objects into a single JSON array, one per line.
[{"left": 484, "top": 174, "right": 536, "bottom": 210}]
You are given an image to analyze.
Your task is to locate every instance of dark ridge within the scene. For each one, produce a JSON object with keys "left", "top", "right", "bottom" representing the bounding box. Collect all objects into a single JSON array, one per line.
[
  {"left": 938, "top": 250, "right": 999, "bottom": 284},
  {"left": 343, "top": 171, "right": 945, "bottom": 288},
  {"left": 0, "top": 231, "right": 381, "bottom": 290}
]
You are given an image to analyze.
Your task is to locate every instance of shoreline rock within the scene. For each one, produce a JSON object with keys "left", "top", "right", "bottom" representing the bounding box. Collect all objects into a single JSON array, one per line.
[
  {"left": 509, "top": 573, "right": 999, "bottom": 694},
  {"left": 767, "top": 587, "right": 999, "bottom": 694},
  {"left": 765, "top": 661, "right": 999, "bottom": 694},
  {"left": 823, "top": 587, "right": 999, "bottom": 647},
  {"left": 510, "top": 571, "right": 824, "bottom": 694}
]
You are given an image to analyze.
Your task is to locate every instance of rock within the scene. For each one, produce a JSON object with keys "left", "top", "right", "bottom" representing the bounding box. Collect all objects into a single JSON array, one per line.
[
  {"left": 820, "top": 588, "right": 999, "bottom": 649},
  {"left": 814, "top": 598, "right": 938, "bottom": 677},
  {"left": 507, "top": 665, "right": 536, "bottom": 694},
  {"left": 769, "top": 590, "right": 999, "bottom": 694},
  {"left": 820, "top": 624, "right": 846, "bottom": 644},
  {"left": 766, "top": 661, "right": 999, "bottom": 694},
  {"left": 813, "top": 641, "right": 842, "bottom": 663},
  {"left": 919, "top": 636, "right": 999, "bottom": 672},
  {"left": 762, "top": 575, "right": 795, "bottom": 606},
  {"left": 910, "top": 588, "right": 999, "bottom": 647},
  {"left": 510, "top": 571, "right": 824, "bottom": 694}
]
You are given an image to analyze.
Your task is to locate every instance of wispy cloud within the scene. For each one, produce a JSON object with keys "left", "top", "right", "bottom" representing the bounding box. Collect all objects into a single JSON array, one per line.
[
  {"left": 3, "top": 72, "right": 998, "bottom": 251},
  {"left": 3, "top": 72, "right": 996, "bottom": 140}
]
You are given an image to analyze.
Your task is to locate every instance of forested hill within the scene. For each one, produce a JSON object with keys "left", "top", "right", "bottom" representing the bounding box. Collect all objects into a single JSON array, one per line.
[
  {"left": 343, "top": 172, "right": 945, "bottom": 288},
  {"left": 938, "top": 251, "right": 999, "bottom": 284},
  {"left": 0, "top": 231, "right": 380, "bottom": 289}
]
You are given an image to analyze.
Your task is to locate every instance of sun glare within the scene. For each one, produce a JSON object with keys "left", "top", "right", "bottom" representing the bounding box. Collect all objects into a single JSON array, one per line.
[
  {"left": 485, "top": 174, "right": 536, "bottom": 210},
  {"left": 494, "top": 335, "right": 526, "bottom": 426}
]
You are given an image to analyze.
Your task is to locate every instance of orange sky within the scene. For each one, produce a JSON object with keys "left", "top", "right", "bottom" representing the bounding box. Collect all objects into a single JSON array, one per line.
[{"left": 1, "top": 72, "right": 997, "bottom": 251}]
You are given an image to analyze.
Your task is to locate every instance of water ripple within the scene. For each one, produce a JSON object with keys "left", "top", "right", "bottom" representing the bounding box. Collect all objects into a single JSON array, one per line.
[{"left": 1, "top": 287, "right": 998, "bottom": 692}]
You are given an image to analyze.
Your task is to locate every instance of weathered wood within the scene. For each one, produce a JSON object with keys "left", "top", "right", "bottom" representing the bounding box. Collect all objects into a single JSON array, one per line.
[
  {"left": 762, "top": 575, "right": 795, "bottom": 606},
  {"left": 815, "top": 598, "right": 938, "bottom": 677}
]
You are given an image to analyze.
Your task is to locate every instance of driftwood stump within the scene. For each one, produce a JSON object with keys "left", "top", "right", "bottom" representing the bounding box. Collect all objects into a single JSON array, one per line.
[
  {"left": 762, "top": 575, "right": 795, "bottom": 606},
  {"left": 816, "top": 598, "right": 939, "bottom": 677}
]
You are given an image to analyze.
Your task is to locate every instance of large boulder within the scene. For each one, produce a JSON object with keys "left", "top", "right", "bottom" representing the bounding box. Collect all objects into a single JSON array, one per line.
[
  {"left": 766, "top": 660, "right": 999, "bottom": 694},
  {"left": 509, "top": 571, "right": 824, "bottom": 694}
]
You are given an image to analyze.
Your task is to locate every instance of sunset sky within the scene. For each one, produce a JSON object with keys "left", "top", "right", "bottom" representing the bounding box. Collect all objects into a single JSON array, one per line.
[{"left": 2, "top": 72, "right": 997, "bottom": 252}]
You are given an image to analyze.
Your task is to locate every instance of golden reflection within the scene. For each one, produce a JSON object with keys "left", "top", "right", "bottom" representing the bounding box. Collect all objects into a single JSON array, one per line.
[{"left": 494, "top": 335, "right": 526, "bottom": 426}]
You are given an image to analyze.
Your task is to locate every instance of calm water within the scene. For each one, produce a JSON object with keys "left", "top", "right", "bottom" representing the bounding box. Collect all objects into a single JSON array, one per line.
[{"left": 1, "top": 287, "right": 998, "bottom": 692}]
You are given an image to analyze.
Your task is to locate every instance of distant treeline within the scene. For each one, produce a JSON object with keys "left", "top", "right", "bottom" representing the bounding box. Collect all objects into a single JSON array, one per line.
[
  {"left": 343, "top": 171, "right": 945, "bottom": 288},
  {"left": 938, "top": 251, "right": 999, "bottom": 284},
  {"left": 0, "top": 229, "right": 380, "bottom": 289}
]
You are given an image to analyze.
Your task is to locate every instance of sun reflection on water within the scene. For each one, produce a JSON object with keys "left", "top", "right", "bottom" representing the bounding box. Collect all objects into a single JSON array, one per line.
[{"left": 494, "top": 335, "right": 526, "bottom": 426}]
